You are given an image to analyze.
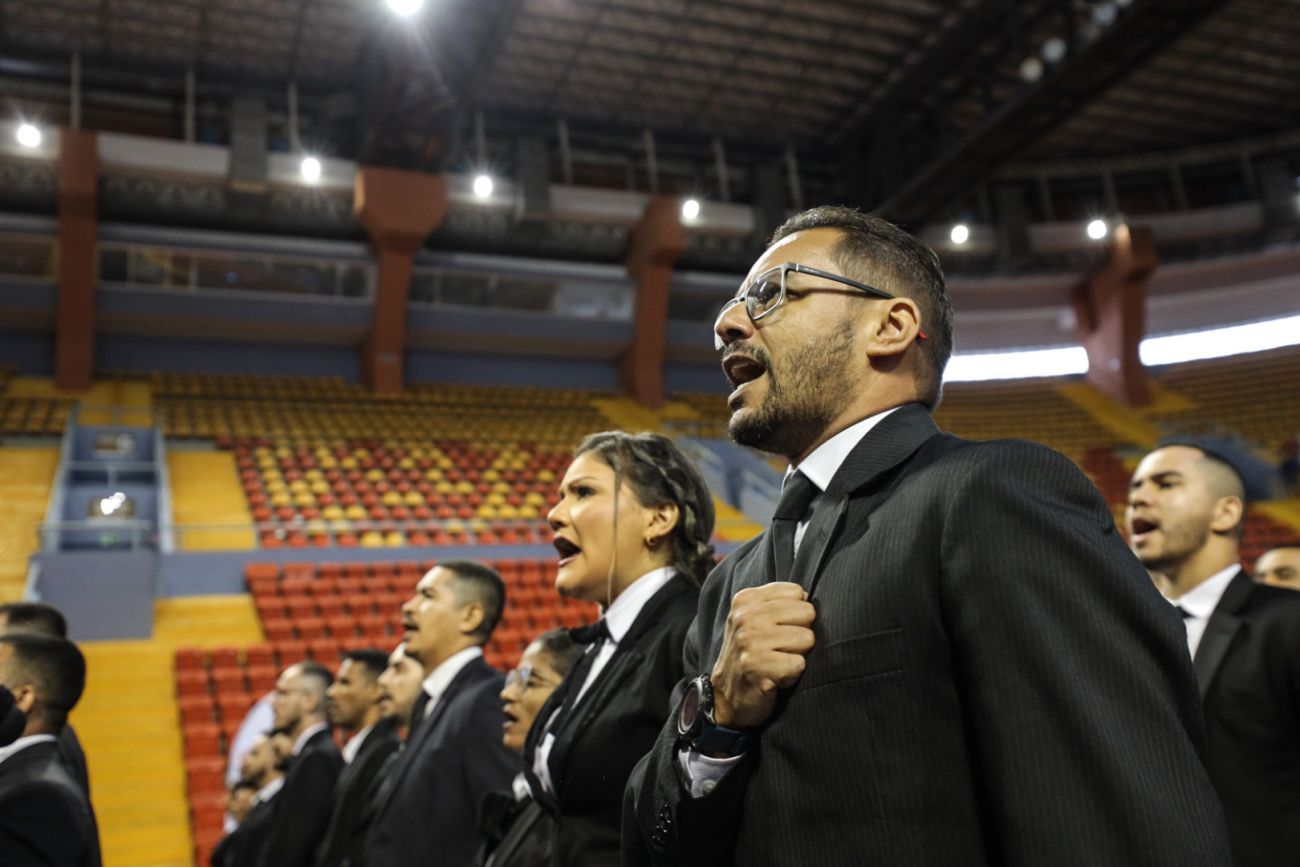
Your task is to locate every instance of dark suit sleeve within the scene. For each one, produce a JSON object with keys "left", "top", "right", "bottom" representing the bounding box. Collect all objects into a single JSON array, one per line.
[
  {"left": 458, "top": 684, "right": 519, "bottom": 837},
  {"left": 622, "top": 557, "right": 756, "bottom": 867},
  {"left": 0, "top": 781, "right": 96, "bottom": 867},
  {"left": 259, "top": 749, "right": 343, "bottom": 867},
  {"left": 939, "top": 442, "right": 1230, "bottom": 865}
]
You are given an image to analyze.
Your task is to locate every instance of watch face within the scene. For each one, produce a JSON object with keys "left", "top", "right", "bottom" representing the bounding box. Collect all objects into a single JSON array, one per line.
[{"left": 678, "top": 682, "right": 701, "bottom": 736}]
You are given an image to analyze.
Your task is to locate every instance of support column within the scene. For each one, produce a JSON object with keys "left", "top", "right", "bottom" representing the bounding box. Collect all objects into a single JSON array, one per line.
[
  {"left": 1072, "top": 224, "right": 1156, "bottom": 407},
  {"left": 621, "top": 195, "right": 687, "bottom": 409},
  {"left": 55, "top": 128, "right": 98, "bottom": 391},
  {"left": 354, "top": 167, "right": 446, "bottom": 394}
]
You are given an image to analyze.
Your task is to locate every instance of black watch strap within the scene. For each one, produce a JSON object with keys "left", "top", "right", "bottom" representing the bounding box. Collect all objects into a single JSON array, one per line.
[{"left": 691, "top": 722, "right": 750, "bottom": 758}]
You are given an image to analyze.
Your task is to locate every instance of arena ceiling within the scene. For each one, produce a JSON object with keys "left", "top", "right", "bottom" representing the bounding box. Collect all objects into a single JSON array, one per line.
[{"left": 2, "top": 0, "right": 1300, "bottom": 224}]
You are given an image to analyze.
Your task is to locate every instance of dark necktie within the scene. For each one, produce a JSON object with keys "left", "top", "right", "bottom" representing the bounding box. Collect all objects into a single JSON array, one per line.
[
  {"left": 410, "top": 690, "right": 431, "bottom": 728},
  {"left": 1175, "top": 606, "right": 1194, "bottom": 620},
  {"left": 567, "top": 618, "right": 610, "bottom": 646},
  {"left": 771, "top": 471, "right": 818, "bottom": 585}
]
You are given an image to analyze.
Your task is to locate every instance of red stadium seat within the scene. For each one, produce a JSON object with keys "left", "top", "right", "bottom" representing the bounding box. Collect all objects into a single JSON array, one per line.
[
  {"left": 174, "top": 647, "right": 206, "bottom": 673},
  {"left": 176, "top": 671, "right": 209, "bottom": 698},
  {"left": 244, "top": 644, "right": 275, "bottom": 668},
  {"left": 275, "top": 640, "right": 308, "bottom": 666},
  {"left": 183, "top": 724, "right": 222, "bottom": 757},
  {"left": 178, "top": 695, "right": 216, "bottom": 726},
  {"left": 215, "top": 692, "right": 254, "bottom": 721},
  {"left": 246, "top": 665, "right": 278, "bottom": 694},
  {"left": 209, "top": 647, "right": 239, "bottom": 670},
  {"left": 243, "top": 563, "right": 279, "bottom": 583}
]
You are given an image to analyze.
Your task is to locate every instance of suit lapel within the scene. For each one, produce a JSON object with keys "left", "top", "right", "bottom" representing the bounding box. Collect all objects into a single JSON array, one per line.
[{"left": 1192, "top": 570, "right": 1252, "bottom": 698}]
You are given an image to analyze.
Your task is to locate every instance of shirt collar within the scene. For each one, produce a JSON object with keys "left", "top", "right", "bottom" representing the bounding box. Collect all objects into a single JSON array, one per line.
[
  {"left": 291, "top": 721, "right": 329, "bottom": 756},
  {"left": 603, "top": 566, "right": 676, "bottom": 643},
  {"left": 788, "top": 407, "right": 902, "bottom": 493},
  {"left": 1170, "top": 564, "right": 1240, "bottom": 619},
  {"left": 0, "top": 734, "right": 57, "bottom": 767},
  {"left": 341, "top": 724, "right": 373, "bottom": 764},
  {"left": 421, "top": 646, "right": 484, "bottom": 710},
  {"left": 254, "top": 774, "right": 284, "bottom": 804}
]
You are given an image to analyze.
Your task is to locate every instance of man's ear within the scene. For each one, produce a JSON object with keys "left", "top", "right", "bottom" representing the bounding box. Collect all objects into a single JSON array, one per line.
[
  {"left": 11, "top": 683, "right": 35, "bottom": 716},
  {"left": 459, "top": 602, "right": 486, "bottom": 637},
  {"left": 1210, "top": 494, "right": 1244, "bottom": 536},
  {"left": 865, "top": 297, "right": 924, "bottom": 359}
]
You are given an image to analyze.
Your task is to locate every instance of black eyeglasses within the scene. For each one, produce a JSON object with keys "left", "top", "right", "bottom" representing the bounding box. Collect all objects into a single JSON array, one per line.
[
  {"left": 504, "top": 664, "right": 559, "bottom": 692},
  {"left": 713, "top": 262, "right": 927, "bottom": 350}
]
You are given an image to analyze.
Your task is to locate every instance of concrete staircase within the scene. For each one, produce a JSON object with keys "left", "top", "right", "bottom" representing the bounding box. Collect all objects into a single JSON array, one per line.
[{"left": 74, "top": 596, "right": 263, "bottom": 867}]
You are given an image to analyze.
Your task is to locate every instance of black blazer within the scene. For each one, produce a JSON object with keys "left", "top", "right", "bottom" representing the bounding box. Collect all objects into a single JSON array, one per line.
[
  {"left": 0, "top": 740, "right": 98, "bottom": 867},
  {"left": 624, "top": 404, "right": 1232, "bottom": 867},
  {"left": 315, "top": 718, "right": 401, "bottom": 867},
  {"left": 476, "top": 791, "right": 553, "bottom": 867},
  {"left": 1194, "top": 570, "right": 1300, "bottom": 867},
  {"left": 259, "top": 728, "right": 344, "bottom": 867},
  {"left": 365, "top": 656, "right": 517, "bottom": 867},
  {"left": 212, "top": 790, "right": 279, "bottom": 867},
  {"left": 523, "top": 576, "right": 696, "bottom": 867},
  {"left": 57, "top": 724, "right": 90, "bottom": 795}
]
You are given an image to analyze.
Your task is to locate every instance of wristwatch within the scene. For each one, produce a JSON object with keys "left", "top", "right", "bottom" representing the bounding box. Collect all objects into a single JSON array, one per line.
[{"left": 676, "top": 673, "right": 751, "bottom": 757}]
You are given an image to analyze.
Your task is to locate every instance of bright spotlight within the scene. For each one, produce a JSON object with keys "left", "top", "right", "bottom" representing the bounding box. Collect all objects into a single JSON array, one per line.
[
  {"left": 472, "top": 174, "right": 494, "bottom": 199},
  {"left": 386, "top": 0, "right": 424, "bottom": 15},
  {"left": 949, "top": 223, "right": 970, "bottom": 245},
  {"left": 300, "top": 156, "right": 322, "bottom": 182},
  {"left": 1018, "top": 57, "right": 1044, "bottom": 83},
  {"left": 15, "top": 123, "right": 41, "bottom": 148},
  {"left": 1087, "top": 218, "right": 1109, "bottom": 240},
  {"left": 1041, "top": 37, "right": 1067, "bottom": 64},
  {"left": 681, "top": 198, "right": 701, "bottom": 221}
]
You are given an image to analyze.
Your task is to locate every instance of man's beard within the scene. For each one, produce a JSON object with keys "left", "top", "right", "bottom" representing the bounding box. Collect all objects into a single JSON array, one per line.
[{"left": 728, "top": 322, "right": 855, "bottom": 459}]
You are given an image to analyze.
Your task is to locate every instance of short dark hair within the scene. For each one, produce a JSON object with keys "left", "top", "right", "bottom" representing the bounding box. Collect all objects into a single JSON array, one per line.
[
  {"left": 530, "top": 628, "right": 585, "bottom": 679},
  {"left": 438, "top": 560, "right": 506, "bottom": 644},
  {"left": 341, "top": 648, "right": 388, "bottom": 681},
  {"left": 0, "top": 634, "right": 85, "bottom": 731},
  {"left": 0, "top": 603, "right": 68, "bottom": 638},
  {"left": 1157, "top": 440, "right": 1249, "bottom": 538},
  {"left": 573, "top": 432, "right": 717, "bottom": 586},
  {"left": 297, "top": 660, "right": 334, "bottom": 697},
  {"left": 770, "top": 206, "right": 954, "bottom": 409}
]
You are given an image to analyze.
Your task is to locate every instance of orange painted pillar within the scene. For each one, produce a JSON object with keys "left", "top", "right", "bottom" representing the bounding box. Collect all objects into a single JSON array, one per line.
[
  {"left": 1072, "top": 224, "right": 1157, "bottom": 407},
  {"left": 56, "top": 129, "right": 99, "bottom": 391},
  {"left": 622, "top": 196, "right": 688, "bottom": 409},
  {"left": 353, "top": 167, "right": 447, "bottom": 394}
]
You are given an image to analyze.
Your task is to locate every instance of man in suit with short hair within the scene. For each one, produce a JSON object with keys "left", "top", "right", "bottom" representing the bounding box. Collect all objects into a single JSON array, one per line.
[
  {"left": 0, "top": 602, "right": 91, "bottom": 796},
  {"left": 258, "top": 661, "right": 344, "bottom": 867},
  {"left": 0, "top": 633, "right": 99, "bottom": 866},
  {"left": 1254, "top": 544, "right": 1300, "bottom": 590},
  {"left": 212, "top": 733, "right": 285, "bottom": 867},
  {"left": 316, "top": 649, "right": 400, "bottom": 867},
  {"left": 366, "top": 562, "right": 516, "bottom": 867},
  {"left": 624, "top": 206, "right": 1231, "bottom": 867},
  {"left": 1128, "top": 443, "right": 1300, "bottom": 867}
]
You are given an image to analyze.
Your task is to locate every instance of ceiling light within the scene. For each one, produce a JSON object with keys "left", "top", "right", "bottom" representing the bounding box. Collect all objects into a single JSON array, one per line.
[
  {"left": 681, "top": 198, "right": 701, "bottom": 221},
  {"left": 472, "top": 174, "right": 494, "bottom": 199},
  {"left": 949, "top": 223, "right": 970, "bottom": 245},
  {"left": 386, "top": 0, "right": 424, "bottom": 15},
  {"left": 1041, "top": 37, "right": 1067, "bottom": 64},
  {"left": 1087, "top": 218, "right": 1108, "bottom": 240},
  {"left": 300, "top": 156, "right": 321, "bottom": 182},
  {"left": 946, "top": 346, "right": 1089, "bottom": 383},
  {"left": 1018, "top": 57, "right": 1044, "bottom": 83},
  {"left": 15, "top": 123, "right": 41, "bottom": 148}
]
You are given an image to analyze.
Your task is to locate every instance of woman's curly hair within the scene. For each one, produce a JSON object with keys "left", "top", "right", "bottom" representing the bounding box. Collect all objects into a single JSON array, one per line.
[{"left": 572, "top": 431, "right": 717, "bottom": 587}]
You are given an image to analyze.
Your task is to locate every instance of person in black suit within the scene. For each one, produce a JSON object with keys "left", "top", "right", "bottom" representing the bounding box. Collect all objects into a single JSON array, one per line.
[
  {"left": 0, "top": 602, "right": 91, "bottom": 796},
  {"left": 212, "top": 733, "right": 285, "bottom": 867},
  {"left": 365, "top": 561, "right": 517, "bottom": 867},
  {"left": 1254, "top": 544, "right": 1300, "bottom": 590},
  {"left": 477, "top": 628, "right": 583, "bottom": 867},
  {"left": 316, "top": 649, "right": 400, "bottom": 867},
  {"left": 0, "top": 633, "right": 99, "bottom": 867},
  {"left": 623, "top": 206, "right": 1232, "bottom": 867},
  {"left": 524, "top": 431, "right": 714, "bottom": 867},
  {"left": 1127, "top": 443, "right": 1300, "bottom": 867},
  {"left": 257, "top": 661, "right": 344, "bottom": 867}
]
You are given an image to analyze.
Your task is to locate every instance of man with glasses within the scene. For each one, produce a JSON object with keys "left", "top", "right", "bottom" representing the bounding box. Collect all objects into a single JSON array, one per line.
[{"left": 624, "top": 206, "right": 1230, "bottom": 867}]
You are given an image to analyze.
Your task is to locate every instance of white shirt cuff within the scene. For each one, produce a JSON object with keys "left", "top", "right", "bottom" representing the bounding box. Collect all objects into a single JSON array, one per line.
[{"left": 677, "top": 746, "right": 744, "bottom": 798}]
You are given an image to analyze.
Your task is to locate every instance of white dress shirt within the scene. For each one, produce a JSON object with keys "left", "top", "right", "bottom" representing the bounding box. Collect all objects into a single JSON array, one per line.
[
  {"left": 532, "top": 566, "right": 678, "bottom": 796},
  {"left": 421, "top": 646, "right": 484, "bottom": 719},
  {"left": 291, "top": 721, "right": 329, "bottom": 756},
  {"left": 0, "top": 733, "right": 57, "bottom": 767},
  {"left": 1168, "top": 563, "right": 1239, "bottom": 658},
  {"left": 682, "top": 407, "right": 901, "bottom": 797},
  {"left": 253, "top": 774, "right": 284, "bottom": 805},
  {"left": 341, "top": 724, "right": 373, "bottom": 764}
]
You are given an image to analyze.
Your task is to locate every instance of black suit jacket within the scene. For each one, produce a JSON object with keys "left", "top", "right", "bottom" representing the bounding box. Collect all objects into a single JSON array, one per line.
[
  {"left": 259, "top": 728, "right": 344, "bottom": 867},
  {"left": 213, "top": 790, "right": 279, "bottom": 867},
  {"left": 366, "top": 656, "right": 516, "bottom": 867},
  {"left": 0, "top": 740, "right": 98, "bottom": 867},
  {"left": 1194, "top": 570, "right": 1300, "bottom": 867},
  {"left": 315, "top": 719, "right": 401, "bottom": 867},
  {"left": 624, "top": 404, "right": 1232, "bottom": 867},
  {"left": 523, "top": 576, "right": 696, "bottom": 867},
  {"left": 476, "top": 792, "right": 553, "bottom": 867},
  {"left": 57, "top": 724, "right": 90, "bottom": 795}
]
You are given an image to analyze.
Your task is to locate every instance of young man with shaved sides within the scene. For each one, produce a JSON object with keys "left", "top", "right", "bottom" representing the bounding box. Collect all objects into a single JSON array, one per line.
[
  {"left": 1127, "top": 443, "right": 1300, "bottom": 867},
  {"left": 1254, "top": 545, "right": 1300, "bottom": 590}
]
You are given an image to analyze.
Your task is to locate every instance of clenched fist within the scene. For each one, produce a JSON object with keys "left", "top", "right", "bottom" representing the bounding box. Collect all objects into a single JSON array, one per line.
[{"left": 711, "top": 582, "right": 816, "bottom": 729}]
